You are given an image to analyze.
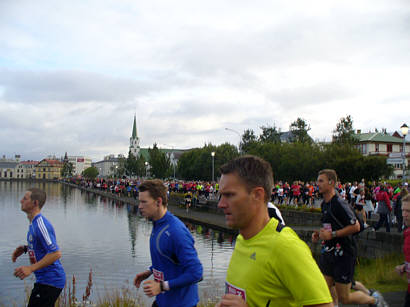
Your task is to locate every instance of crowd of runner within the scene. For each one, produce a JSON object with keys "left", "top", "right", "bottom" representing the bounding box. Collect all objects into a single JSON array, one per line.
[{"left": 65, "top": 177, "right": 409, "bottom": 233}]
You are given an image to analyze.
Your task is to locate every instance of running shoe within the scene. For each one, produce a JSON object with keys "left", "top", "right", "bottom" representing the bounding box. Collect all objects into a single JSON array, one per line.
[{"left": 369, "top": 290, "right": 388, "bottom": 307}]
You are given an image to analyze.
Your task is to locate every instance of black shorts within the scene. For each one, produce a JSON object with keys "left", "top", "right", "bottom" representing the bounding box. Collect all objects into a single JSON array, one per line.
[
  {"left": 28, "top": 283, "right": 63, "bottom": 307},
  {"left": 355, "top": 204, "right": 364, "bottom": 211},
  {"left": 319, "top": 252, "right": 355, "bottom": 284},
  {"left": 405, "top": 291, "right": 410, "bottom": 307}
]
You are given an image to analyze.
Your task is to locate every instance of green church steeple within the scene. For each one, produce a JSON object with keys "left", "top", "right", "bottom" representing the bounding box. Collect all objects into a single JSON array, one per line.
[{"left": 132, "top": 114, "right": 137, "bottom": 139}]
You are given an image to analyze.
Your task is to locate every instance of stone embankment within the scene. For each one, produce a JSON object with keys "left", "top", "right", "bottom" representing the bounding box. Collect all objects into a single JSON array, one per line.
[{"left": 62, "top": 182, "right": 403, "bottom": 258}]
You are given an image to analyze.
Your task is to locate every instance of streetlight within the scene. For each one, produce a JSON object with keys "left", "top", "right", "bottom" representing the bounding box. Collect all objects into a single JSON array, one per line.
[
  {"left": 225, "top": 127, "right": 241, "bottom": 153},
  {"left": 211, "top": 152, "right": 215, "bottom": 182},
  {"left": 401, "top": 123, "right": 408, "bottom": 184},
  {"left": 145, "top": 161, "right": 148, "bottom": 178}
]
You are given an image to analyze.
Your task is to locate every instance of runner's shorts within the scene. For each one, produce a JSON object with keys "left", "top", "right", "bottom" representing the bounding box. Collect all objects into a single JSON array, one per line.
[{"left": 319, "top": 252, "right": 355, "bottom": 284}]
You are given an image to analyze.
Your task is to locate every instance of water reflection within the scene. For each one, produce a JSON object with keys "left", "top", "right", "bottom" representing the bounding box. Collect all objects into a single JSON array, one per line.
[{"left": 0, "top": 181, "right": 234, "bottom": 306}]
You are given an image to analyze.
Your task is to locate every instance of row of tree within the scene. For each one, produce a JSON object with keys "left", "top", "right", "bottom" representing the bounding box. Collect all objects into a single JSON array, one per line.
[
  {"left": 176, "top": 115, "right": 392, "bottom": 182},
  {"left": 63, "top": 115, "right": 393, "bottom": 182}
]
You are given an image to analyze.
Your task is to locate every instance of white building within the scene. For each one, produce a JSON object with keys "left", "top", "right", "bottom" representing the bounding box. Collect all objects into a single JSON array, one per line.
[
  {"left": 16, "top": 161, "right": 39, "bottom": 178},
  {"left": 68, "top": 156, "right": 92, "bottom": 176},
  {"left": 0, "top": 155, "right": 23, "bottom": 179},
  {"left": 0, "top": 161, "right": 18, "bottom": 179},
  {"left": 93, "top": 155, "right": 121, "bottom": 177},
  {"left": 356, "top": 131, "right": 409, "bottom": 179}
]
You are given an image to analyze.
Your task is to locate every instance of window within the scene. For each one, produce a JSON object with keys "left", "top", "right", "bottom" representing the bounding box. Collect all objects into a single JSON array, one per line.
[
  {"left": 387, "top": 144, "right": 393, "bottom": 152},
  {"left": 375, "top": 144, "right": 379, "bottom": 152},
  {"left": 401, "top": 145, "right": 404, "bottom": 153}
]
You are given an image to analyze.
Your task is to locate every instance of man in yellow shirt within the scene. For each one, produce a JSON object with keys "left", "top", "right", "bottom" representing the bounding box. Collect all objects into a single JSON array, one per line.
[{"left": 215, "top": 155, "right": 332, "bottom": 307}]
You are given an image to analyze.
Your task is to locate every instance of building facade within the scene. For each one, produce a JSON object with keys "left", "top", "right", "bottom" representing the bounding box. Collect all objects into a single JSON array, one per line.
[
  {"left": 355, "top": 132, "right": 409, "bottom": 179},
  {"left": 0, "top": 161, "right": 18, "bottom": 179},
  {"left": 93, "top": 155, "right": 121, "bottom": 177},
  {"left": 35, "top": 159, "right": 64, "bottom": 179},
  {"left": 68, "top": 156, "right": 92, "bottom": 176},
  {"left": 16, "top": 161, "right": 39, "bottom": 179}
]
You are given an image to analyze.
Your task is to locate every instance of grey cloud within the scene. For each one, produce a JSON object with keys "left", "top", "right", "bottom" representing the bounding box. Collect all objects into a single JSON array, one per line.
[
  {"left": 268, "top": 83, "right": 354, "bottom": 108},
  {"left": 0, "top": 70, "right": 152, "bottom": 103}
]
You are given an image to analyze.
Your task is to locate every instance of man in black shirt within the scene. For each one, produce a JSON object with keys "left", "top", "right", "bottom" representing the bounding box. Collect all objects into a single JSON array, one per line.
[{"left": 312, "top": 169, "right": 385, "bottom": 307}]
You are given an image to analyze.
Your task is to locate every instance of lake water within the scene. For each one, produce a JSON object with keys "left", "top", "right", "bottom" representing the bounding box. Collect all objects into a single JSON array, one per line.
[{"left": 0, "top": 181, "right": 235, "bottom": 306}]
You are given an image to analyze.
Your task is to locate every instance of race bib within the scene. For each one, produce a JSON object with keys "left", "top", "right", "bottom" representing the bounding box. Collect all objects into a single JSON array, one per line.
[
  {"left": 152, "top": 268, "right": 164, "bottom": 282},
  {"left": 225, "top": 281, "right": 246, "bottom": 300},
  {"left": 28, "top": 249, "right": 37, "bottom": 264}
]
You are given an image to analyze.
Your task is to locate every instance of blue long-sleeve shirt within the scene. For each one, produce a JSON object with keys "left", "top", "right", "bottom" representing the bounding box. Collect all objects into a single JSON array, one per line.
[{"left": 149, "top": 211, "right": 203, "bottom": 307}]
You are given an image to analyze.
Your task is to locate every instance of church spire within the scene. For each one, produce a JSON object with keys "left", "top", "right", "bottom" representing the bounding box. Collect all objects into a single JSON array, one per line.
[
  {"left": 132, "top": 114, "right": 137, "bottom": 139},
  {"left": 129, "top": 114, "right": 140, "bottom": 157}
]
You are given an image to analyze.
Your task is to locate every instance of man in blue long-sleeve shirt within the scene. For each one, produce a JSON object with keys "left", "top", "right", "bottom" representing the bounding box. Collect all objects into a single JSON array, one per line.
[{"left": 134, "top": 179, "right": 203, "bottom": 307}]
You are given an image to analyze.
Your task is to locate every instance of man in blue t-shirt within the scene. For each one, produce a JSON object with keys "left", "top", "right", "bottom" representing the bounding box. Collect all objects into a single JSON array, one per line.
[
  {"left": 12, "top": 188, "right": 66, "bottom": 307},
  {"left": 134, "top": 179, "right": 203, "bottom": 307}
]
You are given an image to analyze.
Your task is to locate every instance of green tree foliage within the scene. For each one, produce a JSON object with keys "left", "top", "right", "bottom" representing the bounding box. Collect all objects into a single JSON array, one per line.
[
  {"left": 289, "top": 117, "right": 312, "bottom": 143},
  {"left": 240, "top": 129, "right": 258, "bottom": 153},
  {"left": 332, "top": 115, "right": 357, "bottom": 145},
  {"left": 112, "top": 157, "right": 127, "bottom": 178},
  {"left": 177, "top": 143, "right": 239, "bottom": 181},
  {"left": 61, "top": 161, "right": 74, "bottom": 178},
  {"left": 124, "top": 151, "right": 146, "bottom": 177},
  {"left": 82, "top": 167, "right": 99, "bottom": 180},
  {"left": 259, "top": 124, "right": 281, "bottom": 144},
  {"left": 148, "top": 143, "right": 171, "bottom": 179}
]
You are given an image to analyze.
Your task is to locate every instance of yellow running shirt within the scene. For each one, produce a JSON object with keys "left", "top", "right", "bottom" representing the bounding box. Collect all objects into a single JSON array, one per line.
[{"left": 226, "top": 218, "right": 332, "bottom": 307}]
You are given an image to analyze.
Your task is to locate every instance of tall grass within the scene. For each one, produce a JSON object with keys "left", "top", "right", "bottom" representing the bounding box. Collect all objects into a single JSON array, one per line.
[
  {"left": 355, "top": 253, "right": 407, "bottom": 292},
  {"left": 20, "top": 268, "right": 219, "bottom": 307},
  {"left": 12, "top": 254, "right": 406, "bottom": 307}
]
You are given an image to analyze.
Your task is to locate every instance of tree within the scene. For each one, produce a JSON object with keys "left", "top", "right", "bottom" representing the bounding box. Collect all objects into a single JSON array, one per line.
[
  {"left": 240, "top": 129, "right": 258, "bottom": 153},
  {"left": 61, "top": 161, "right": 74, "bottom": 178},
  {"left": 332, "top": 115, "right": 357, "bottom": 145},
  {"left": 177, "top": 143, "right": 239, "bottom": 181},
  {"left": 124, "top": 151, "right": 146, "bottom": 177},
  {"left": 82, "top": 167, "right": 99, "bottom": 180},
  {"left": 112, "top": 157, "right": 126, "bottom": 178},
  {"left": 148, "top": 143, "right": 171, "bottom": 179},
  {"left": 259, "top": 124, "right": 281, "bottom": 144},
  {"left": 289, "top": 118, "right": 312, "bottom": 143}
]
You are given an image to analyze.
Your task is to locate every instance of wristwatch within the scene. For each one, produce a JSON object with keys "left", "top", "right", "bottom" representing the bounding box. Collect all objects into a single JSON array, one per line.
[{"left": 331, "top": 231, "right": 337, "bottom": 239}]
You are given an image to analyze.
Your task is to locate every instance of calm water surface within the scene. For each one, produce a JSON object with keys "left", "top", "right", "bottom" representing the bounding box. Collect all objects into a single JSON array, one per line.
[{"left": 0, "top": 181, "right": 235, "bottom": 306}]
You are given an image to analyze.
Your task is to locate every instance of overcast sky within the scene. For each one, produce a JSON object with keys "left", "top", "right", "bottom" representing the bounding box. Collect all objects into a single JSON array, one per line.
[{"left": 1, "top": 0, "right": 409, "bottom": 161}]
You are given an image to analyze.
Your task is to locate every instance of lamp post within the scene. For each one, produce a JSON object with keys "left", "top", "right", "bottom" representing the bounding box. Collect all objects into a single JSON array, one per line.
[
  {"left": 225, "top": 127, "right": 241, "bottom": 154},
  {"left": 145, "top": 161, "right": 148, "bottom": 178},
  {"left": 211, "top": 152, "right": 215, "bottom": 182},
  {"left": 401, "top": 123, "right": 408, "bottom": 184}
]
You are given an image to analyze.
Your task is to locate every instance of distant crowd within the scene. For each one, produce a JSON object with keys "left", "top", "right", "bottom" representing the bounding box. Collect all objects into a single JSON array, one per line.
[{"left": 64, "top": 176, "right": 409, "bottom": 232}]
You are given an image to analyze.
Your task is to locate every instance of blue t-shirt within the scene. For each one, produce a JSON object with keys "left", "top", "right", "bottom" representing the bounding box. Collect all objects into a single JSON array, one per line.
[
  {"left": 150, "top": 211, "right": 203, "bottom": 307},
  {"left": 27, "top": 214, "right": 66, "bottom": 289}
]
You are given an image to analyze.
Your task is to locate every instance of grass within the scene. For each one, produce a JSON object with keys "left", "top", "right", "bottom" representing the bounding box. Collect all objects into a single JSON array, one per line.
[
  {"left": 355, "top": 253, "right": 408, "bottom": 293},
  {"left": 3, "top": 254, "right": 405, "bottom": 306}
]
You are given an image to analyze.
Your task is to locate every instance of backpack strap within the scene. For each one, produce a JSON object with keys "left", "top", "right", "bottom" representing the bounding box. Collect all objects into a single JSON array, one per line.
[{"left": 276, "top": 222, "right": 286, "bottom": 232}]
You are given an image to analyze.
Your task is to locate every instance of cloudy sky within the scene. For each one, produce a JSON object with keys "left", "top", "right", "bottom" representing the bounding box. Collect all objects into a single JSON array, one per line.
[{"left": 1, "top": 0, "right": 409, "bottom": 161}]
